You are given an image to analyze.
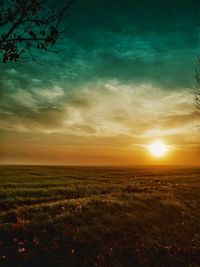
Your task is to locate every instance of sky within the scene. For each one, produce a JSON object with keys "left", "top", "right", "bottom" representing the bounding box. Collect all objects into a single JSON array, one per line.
[{"left": 0, "top": 0, "right": 200, "bottom": 166}]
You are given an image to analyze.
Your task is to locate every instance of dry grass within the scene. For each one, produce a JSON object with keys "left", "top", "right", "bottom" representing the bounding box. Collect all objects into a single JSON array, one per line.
[{"left": 0, "top": 165, "right": 200, "bottom": 267}]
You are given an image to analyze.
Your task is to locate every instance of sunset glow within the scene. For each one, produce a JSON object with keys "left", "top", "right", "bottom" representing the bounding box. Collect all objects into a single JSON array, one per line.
[
  {"left": 148, "top": 141, "right": 169, "bottom": 158},
  {"left": 1, "top": 1, "right": 200, "bottom": 267},
  {"left": 0, "top": 0, "right": 200, "bottom": 166}
]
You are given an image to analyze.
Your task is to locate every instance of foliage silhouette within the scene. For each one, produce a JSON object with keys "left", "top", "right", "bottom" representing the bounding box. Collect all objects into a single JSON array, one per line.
[
  {"left": 0, "top": 0, "right": 74, "bottom": 63},
  {"left": 195, "top": 60, "right": 200, "bottom": 110}
]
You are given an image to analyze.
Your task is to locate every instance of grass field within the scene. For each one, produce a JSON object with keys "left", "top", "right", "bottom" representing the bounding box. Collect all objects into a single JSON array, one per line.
[{"left": 0, "top": 165, "right": 200, "bottom": 267}]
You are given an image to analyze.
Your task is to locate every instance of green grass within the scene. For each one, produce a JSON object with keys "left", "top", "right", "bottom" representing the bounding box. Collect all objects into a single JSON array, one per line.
[{"left": 0, "top": 165, "right": 200, "bottom": 267}]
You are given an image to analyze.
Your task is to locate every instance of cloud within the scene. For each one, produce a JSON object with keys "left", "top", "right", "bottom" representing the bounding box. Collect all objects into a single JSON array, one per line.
[
  {"left": 1, "top": 80, "right": 199, "bottom": 148},
  {"left": 33, "top": 86, "right": 65, "bottom": 101},
  {"left": 6, "top": 68, "right": 18, "bottom": 75},
  {"left": 12, "top": 89, "right": 37, "bottom": 109}
]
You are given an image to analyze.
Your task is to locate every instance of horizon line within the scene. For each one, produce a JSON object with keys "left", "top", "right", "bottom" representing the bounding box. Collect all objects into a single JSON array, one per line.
[{"left": 0, "top": 163, "right": 200, "bottom": 168}]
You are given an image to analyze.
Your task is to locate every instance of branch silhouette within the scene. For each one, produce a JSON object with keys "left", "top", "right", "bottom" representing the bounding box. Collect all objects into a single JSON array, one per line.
[
  {"left": 195, "top": 60, "right": 200, "bottom": 110},
  {"left": 0, "top": 0, "right": 74, "bottom": 63}
]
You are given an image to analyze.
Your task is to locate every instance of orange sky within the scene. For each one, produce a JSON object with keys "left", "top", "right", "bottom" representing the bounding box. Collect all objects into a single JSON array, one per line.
[{"left": 1, "top": 83, "right": 200, "bottom": 166}]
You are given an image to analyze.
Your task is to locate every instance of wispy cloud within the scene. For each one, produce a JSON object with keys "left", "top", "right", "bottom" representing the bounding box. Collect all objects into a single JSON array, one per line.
[{"left": 1, "top": 80, "right": 199, "bottom": 148}]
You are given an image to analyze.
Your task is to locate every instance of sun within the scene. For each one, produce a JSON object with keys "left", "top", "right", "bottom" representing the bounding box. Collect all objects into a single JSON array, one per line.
[{"left": 148, "top": 140, "right": 169, "bottom": 157}]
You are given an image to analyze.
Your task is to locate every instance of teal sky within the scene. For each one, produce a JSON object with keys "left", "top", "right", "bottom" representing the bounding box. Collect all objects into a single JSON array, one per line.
[
  {"left": 0, "top": 0, "right": 200, "bottom": 165},
  {"left": 1, "top": 0, "right": 199, "bottom": 87}
]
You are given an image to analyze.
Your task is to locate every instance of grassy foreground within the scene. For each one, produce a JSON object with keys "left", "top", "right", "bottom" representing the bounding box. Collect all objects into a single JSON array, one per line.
[{"left": 0, "top": 165, "right": 200, "bottom": 267}]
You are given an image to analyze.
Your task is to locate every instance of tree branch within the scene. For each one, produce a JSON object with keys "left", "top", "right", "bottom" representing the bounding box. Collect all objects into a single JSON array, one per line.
[{"left": 0, "top": 0, "right": 75, "bottom": 63}]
